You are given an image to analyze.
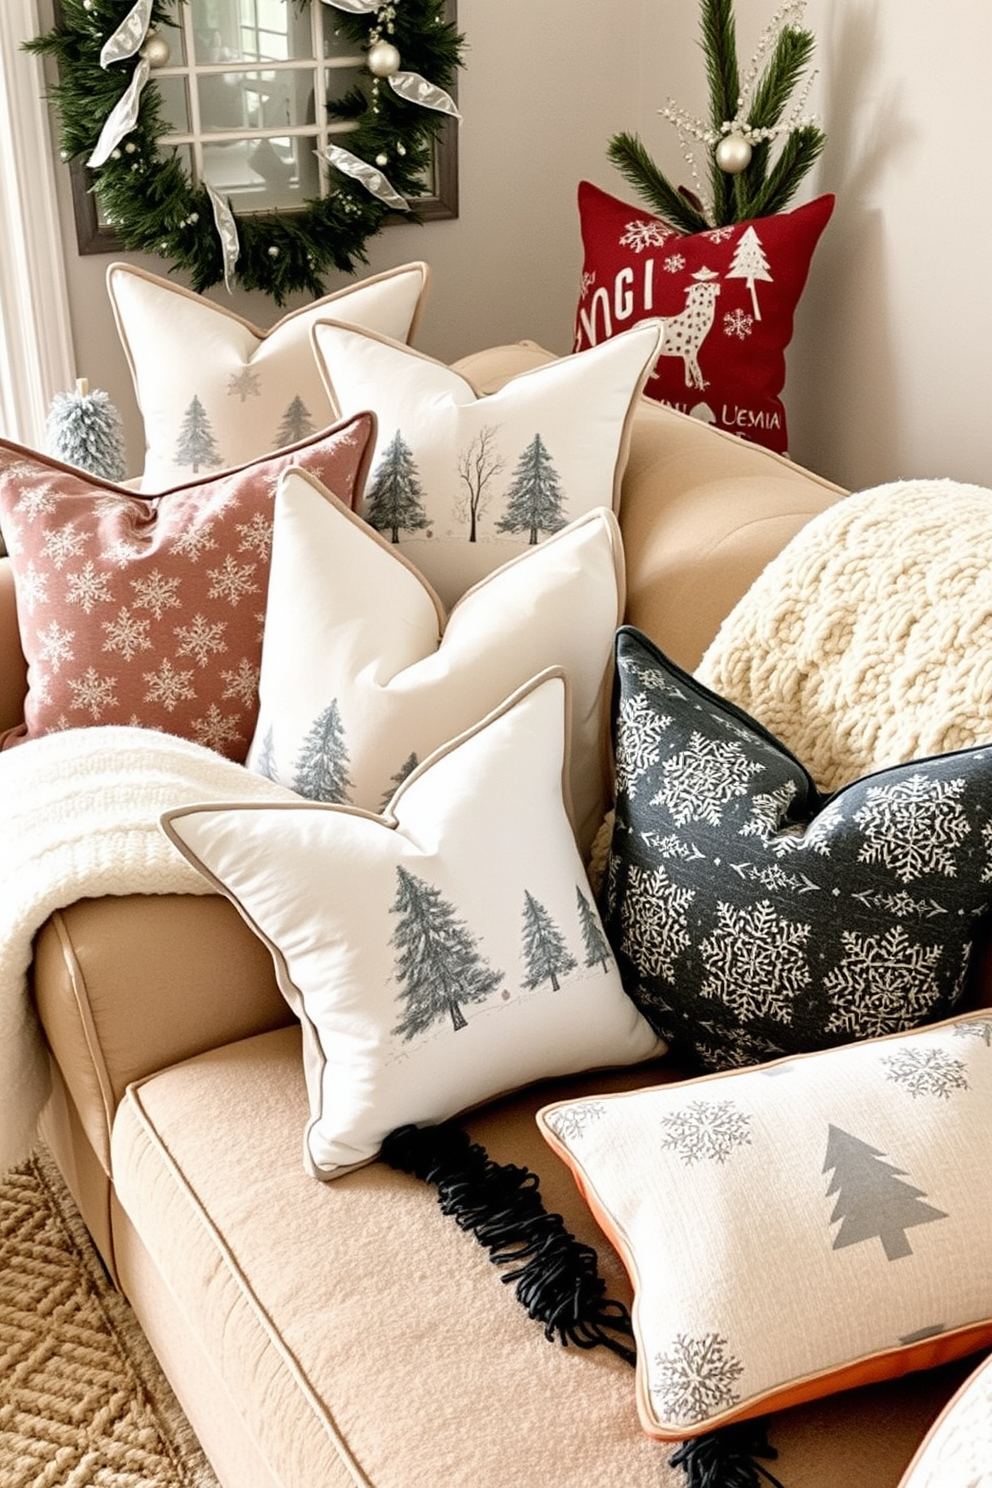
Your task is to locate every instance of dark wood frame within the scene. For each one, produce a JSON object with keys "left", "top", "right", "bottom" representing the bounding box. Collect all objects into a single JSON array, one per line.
[{"left": 65, "top": 1, "right": 459, "bottom": 256}]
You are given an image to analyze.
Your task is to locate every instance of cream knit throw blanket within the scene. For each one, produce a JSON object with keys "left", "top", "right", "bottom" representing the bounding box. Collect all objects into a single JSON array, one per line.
[
  {"left": 0, "top": 726, "right": 297, "bottom": 1175},
  {"left": 697, "top": 478, "right": 992, "bottom": 794}
]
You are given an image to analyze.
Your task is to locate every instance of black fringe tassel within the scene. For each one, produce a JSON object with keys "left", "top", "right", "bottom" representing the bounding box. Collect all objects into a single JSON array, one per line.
[
  {"left": 381, "top": 1120, "right": 636, "bottom": 1363},
  {"left": 380, "top": 1121, "right": 787, "bottom": 1488},
  {"left": 669, "top": 1421, "right": 786, "bottom": 1488}
]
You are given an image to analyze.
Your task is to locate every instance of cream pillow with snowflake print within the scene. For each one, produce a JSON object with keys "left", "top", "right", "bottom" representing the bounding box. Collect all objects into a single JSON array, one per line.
[
  {"left": 108, "top": 260, "right": 427, "bottom": 490},
  {"left": 599, "top": 625, "right": 992, "bottom": 1070},
  {"left": 163, "top": 672, "right": 665, "bottom": 1179},
  {"left": 538, "top": 1011, "right": 992, "bottom": 1440},
  {"left": 312, "top": 317, "right": 664, "bottom": 608},
  {"left": 0, "top": 416, "right": 374, "bottom": 759}
]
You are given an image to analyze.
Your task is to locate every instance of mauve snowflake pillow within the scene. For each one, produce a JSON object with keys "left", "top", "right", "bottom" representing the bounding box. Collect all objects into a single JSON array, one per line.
[
  {"left": 600, "top": 625, "right": 992, "bottom": 1069},
  {"left": 0, "top": 415, "right": 374, "bottom": 760}
]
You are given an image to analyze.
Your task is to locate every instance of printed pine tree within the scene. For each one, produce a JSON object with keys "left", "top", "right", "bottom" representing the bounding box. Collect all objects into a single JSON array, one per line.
[
  {"left": 365, "top": 430, "right": 430, "bottom": 543},
  {"left": 253, "top": 724, "right": 277, "bottom": 781},
  {"left": 275, "top": 395, "right": 315, "bottom": 447},
  {"left": 174, "top": 395, "right": 223, "bottom": 473},
  {"left": 292, "top": 699, "right": 353, "bottom": 803},
  {"left": 727, "top": 226, "right": 773, "bottom": 320},
  {"left": 823, "top": 1125, "right": 948, "bottom": 1262},
  {"left": 520, "top": 890, "right": 578, "bottom": 992},
  {"left": 379, "top": 751, "right": 419, "bottom": 810},
  {"left": 390, "top": 866, "right": 504, "bottom": 1037},
  {"left": 576, "top": 884, "right": 612, "bottom": 973},
  {"left": 496, "top": 434, "right": 567, "bottom": 545}
]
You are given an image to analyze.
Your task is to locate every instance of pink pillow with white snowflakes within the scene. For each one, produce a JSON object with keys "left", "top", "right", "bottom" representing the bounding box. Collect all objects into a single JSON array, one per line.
[
  {"left": 573, "top": 182, "right": 833, "bottom": 454},
  {"left": 0, "top": 415, "right": 374, "bottom": 759}
]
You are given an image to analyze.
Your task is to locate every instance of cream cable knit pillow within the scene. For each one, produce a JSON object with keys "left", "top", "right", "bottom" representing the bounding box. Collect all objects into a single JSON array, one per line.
[{"left": 697, "top": 479, "right": 992, "bottom": 792}]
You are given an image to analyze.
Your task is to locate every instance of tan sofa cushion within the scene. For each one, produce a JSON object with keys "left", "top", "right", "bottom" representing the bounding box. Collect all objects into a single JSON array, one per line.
[{"left": 111, "top": 1027, "right": 972, "bottom": 1488}]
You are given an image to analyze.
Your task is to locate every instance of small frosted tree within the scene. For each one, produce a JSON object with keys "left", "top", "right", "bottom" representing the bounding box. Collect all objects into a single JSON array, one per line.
[
  {"left": 275, "top": 395, "right": 315, "bottom": 447},
  {"left": 46, "top": 378, "right": 127, "bottom": 481},
  {"left": 365, "top": 430, "right": 430, "bottom": 543},
  {"left": 174, "top": 395, "right": 223, "bottom": 473},
  {"left": 576, "top": 884, "right": 612, "bottom": 973},
  {"left": 292, "top": 699, "right": 353, "bottom": 803},
  {"left": 391, "top": 866, "right": 504, "bottom": 1037},
  {"left": 496, "top": 434, "right": 567, "bottom": 545},
  {"left": 520, "top": 890, "right": 578, "bottom": 992}
]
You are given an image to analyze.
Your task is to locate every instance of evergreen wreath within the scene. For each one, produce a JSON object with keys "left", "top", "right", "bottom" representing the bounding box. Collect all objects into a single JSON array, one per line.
[
  {"left": 608, "top": 0, "right": 826, "bottom": 233},
  {"left": 27, "top": 0, "right": 464, "bottom": 304}
]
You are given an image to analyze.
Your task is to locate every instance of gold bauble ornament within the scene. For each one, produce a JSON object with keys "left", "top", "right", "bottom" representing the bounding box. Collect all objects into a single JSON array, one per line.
[
  {"left": 367, "top": 40, "right": 401, "bottom": 77},
  {"left": 715, "top": 134, "right": 753, "bottom": 174}
]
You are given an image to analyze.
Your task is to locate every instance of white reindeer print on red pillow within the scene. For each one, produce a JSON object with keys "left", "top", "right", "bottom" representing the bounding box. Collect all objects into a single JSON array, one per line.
[{"left": 573, "top": 182, "right": 833, "bottom": 454}]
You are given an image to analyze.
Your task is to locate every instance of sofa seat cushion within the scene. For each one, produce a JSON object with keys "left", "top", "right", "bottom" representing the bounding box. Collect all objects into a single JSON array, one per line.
[{"left": 111, "top": 1027, "right": 971, "bottom": 1488}]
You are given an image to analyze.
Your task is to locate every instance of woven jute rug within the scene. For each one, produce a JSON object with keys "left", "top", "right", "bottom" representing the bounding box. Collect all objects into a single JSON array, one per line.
[{"left": 0, "top": 1147, "right": 220, "bottom": 1488}]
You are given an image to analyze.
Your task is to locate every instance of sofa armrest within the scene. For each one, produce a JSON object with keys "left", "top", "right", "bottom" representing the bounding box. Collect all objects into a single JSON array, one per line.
[
  {"left": 33, "top": 893, "right": 294, "bottom": 1175},
  {"left": 0, "top": 559, "right": 27, "bottom": 733},
  {"left": 617, "top": 396, "right": 847, "bottom": 671},
  {"left": 452, "top": 342, "right": 848, "bottom": 672}
]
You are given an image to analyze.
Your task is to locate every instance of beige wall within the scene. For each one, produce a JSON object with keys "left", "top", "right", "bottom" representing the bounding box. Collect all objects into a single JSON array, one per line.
[
  {"left": 43, "top": 0, "right": 992, "bottom": 493},
  {"left": 630, "top": 0, "right": 992, "bottom": 492}
]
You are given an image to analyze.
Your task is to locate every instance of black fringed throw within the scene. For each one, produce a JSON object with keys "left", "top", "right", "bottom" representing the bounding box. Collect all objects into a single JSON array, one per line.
[{"left": 380, "top": 1121, "right": 788, "bottom": 1488}]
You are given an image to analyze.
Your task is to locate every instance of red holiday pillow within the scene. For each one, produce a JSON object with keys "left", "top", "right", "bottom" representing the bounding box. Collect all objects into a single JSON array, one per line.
[
  {"left": 573, "top": 181, "right": 834, "bottom": 454},
  {"left": 0, "top": 413, "right": 374, "bottom": 760}
]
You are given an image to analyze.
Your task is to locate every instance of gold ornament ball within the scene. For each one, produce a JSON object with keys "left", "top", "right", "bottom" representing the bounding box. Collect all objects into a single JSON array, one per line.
[
  {"left": 715, "top": 134, "right": 753, "bottom": 174},
  {"left": 142, "top": 32, "right": 171, "bottom": 68},
  {"left": 367, "top": 40, "right": 401, "bottom": 77}
]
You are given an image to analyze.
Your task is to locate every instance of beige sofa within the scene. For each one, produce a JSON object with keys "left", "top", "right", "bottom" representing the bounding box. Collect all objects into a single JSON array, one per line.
[{"left": 4, "top": 343, "right": 989, "bottom": 1488}]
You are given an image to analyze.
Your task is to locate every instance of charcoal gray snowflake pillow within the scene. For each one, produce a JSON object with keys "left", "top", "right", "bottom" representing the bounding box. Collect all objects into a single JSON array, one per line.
[
  {"left": 601, "top": 626, "right": 992, "bottom": 1069},
  {"left": 538, "top": 1010, "right": 992, "bottom": 1441}
]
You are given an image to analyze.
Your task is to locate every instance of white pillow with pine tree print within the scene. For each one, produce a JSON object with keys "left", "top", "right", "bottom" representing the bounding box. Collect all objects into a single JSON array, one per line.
[
  {"left": 538, "top": 1009, "right": 992, "bottom": 1442},
  {"left": 107, "top": 261, "right": 429, "bottom": 491},
  {"left": 311, "top": 318, "right": 665, "bottom": 608},
  {"left": 247, "top": 470, "right": 623, "bottom": 857},
  {"left": 163, "top": 672, "right": 665, "bottom": 1179}
]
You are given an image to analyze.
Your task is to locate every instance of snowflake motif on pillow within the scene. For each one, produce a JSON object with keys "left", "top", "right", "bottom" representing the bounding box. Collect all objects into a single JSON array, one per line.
[
  {"left": 601, "top": 627, "right": 992, "bottom": 1069},
  {"left": 0, "top": 417, "right": 374, "bottom": 759}
]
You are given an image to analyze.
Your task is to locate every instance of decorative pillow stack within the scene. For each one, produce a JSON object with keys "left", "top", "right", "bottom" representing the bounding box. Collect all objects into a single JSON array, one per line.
[
  {"left": 164, "top": 673, "right": 666, "bottom": 1179},
  {"left": 247, "top": 472, "right": 623, "bottom": 855},
  {"left": 107, "top": 261, "right": 428, "bottom": 490},
  {"left": 0, "top": 417, "right": 374, "bottom": 759},
  {"left": 573, "top": 181, "right": 833, "bottom": 454},
  {"left": 312, "top": 318, "right": 664, "bottom": 607},
  {"left": 539, "top": 1011, "right": 992, "bottom": 1440},
  {"left": 601, "top": 625, "right": 992, "bottom": 1070}
]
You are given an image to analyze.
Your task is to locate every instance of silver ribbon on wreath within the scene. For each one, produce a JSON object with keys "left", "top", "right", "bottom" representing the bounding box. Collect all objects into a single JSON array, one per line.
[
  {"left": 87, "top": 0, "right": 240, "bottom": 287},
  {"left": 318, "top": 144, "right": 410, "bottom": 211},
  {"left": 88, "top": 0, "right": 154, "bottom": 167},
  {"left": 320, "top": 0, "right": 460, "bottom": 204},
  {"left": 204, "top": 183, "right": 242, "bottom": 293}
]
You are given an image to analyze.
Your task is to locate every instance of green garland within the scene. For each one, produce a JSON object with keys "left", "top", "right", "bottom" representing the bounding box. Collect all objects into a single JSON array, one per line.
[{"left": 27, "top": 0, "right": 464, "bottom": 304}]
